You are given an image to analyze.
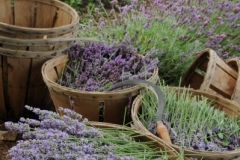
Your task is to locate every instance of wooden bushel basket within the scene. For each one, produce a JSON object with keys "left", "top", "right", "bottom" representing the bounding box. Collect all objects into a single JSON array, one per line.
[
  {"left": 131, "top": 87, "right": 240, "bottom": 159},
  {"left": 0, "top": 0, "right": 79, "bottom": 39},
  {"left": 181, "top": 48, "right": 238, "bottom": 100},
  {"left": 226, "top": 58, "right": 240, "bottom": 105},
  {"left": 41, "top": 54, "right": 159, "bottom": 125},
  {"left": 88, "top": 121, "right": 180, "bottom": 159},
  {"left": 0, "top": 0, "right": 79, "bottom": 122}
]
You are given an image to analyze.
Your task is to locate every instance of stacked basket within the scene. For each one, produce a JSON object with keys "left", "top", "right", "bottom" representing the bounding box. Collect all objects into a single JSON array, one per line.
[{"left": 0, "top": 0, "right": 79, "bottom": 121}]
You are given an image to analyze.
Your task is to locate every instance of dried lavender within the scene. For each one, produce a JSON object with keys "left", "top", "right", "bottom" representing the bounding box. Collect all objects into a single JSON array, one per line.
[
  {"left": 5, "top": 105, "right": 172, "bottom": 160},
  {"left": 58, "top": 41, "right": 158, "bottom": 91},
  {"left": 139, "top": 86, "right": 240, "bottom": 152}
]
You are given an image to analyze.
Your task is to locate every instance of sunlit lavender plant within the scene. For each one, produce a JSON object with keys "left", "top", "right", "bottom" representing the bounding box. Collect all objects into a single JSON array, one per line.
[
  {"left": 79, "top": 0, "right": 240, "bottom": 85},
  {"left": 5, "top": 105, "right": 173, "bottom": 160}
]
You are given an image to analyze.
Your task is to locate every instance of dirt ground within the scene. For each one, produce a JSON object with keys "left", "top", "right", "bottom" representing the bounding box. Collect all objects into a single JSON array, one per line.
[{"left": 0, "top": 124, "right": 17, "bottom": 160}]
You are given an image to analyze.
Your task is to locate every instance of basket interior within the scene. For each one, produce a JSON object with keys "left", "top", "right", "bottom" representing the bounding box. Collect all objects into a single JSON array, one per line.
[
  {"left": 182, "top": 50, "right": 238, "bottom": 99},
  {"left": 0, "top": 0, "right": 76, "bottom": 28},
  {"left": 132, "top": 88, "right": 240, "bottom": 159}
]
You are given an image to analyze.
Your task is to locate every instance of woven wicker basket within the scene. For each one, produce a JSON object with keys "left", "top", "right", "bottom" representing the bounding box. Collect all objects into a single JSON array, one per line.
[
  {"left": 226, "top": 58, "right": 240, "bottom": 105},
  {"left": 41, "top": 54, "right": 159, "bottom": 125},
  {"left": 0, "top": 0, "right": 79, "bottom": 122},
  {"left": 88, "top": 121, "right": 179, "bottom": 159},
  {"left": 131, "top": 87, "right": 240, "bottom": 159},
  {"left": 0, "top": 0, "right": 79, "bottom": 39},
  {"left": 181, "top": 48, "right": 238, "bottom": 100}
]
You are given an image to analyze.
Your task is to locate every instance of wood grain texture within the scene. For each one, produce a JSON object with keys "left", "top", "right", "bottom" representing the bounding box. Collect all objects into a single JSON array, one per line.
[
  {"left": 14, "top": 0, "right": 35, "bottom": 28},
  {"left": 5, "top": 57, "right": 31, "bottom": 121},
  {"left": 0, "top": 55, "right": 7, "bottom": 121},
  {"left": 0, "top": 0, "right": 13, "bottom": 24},
  {"left": 35, "top": 1, "right": 56, "bottom": 28},
  {"left": 226, "top": 58, "right": 240, "bottom": 105}
]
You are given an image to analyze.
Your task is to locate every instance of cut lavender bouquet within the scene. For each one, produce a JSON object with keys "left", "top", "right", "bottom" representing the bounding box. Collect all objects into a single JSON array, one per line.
[{"left": 4, "top": 106, "right": 178, "bottom": 160}]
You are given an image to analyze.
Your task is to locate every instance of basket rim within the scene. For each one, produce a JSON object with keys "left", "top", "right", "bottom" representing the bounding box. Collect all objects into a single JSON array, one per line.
[
  {"left": 226, "top": 58, "right": 240, "bottom": 104},
  {"left": 0, "top": 26, "right": 79, "bottom": 46},
  {"left": 41, "top": 54, "right": 159, "bottom": 97},
  {"left": 181, "top": 48, "right": 217, "bottom": 89},
  {"left": 0, "top": 0, "right": 79, "bottom": 34},
  {"left": 131, "top": 86, "right": 240, "bottom": 159}
]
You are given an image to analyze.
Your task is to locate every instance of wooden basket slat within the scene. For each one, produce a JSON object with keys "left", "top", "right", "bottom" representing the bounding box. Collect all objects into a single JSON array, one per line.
[
  {"left": 48, "top": 87, "right": 72, "bottom": 112},
  {"left": 25, "top": 58, "right": 50, "bottom": 107},
  {"left": 53, "top": 9, "right": 72, "bottom": 27},
  {"left": 181, "top": 54, "right": 207, "bottom": 86},
  {"left": 0, "top": 26, "right": 78, "bottom": 48},
  {"left": 187, "top": 71, "right": 204, "bottom": 89},
  {"left": 226, "top": 58, "right": 240, "bottom": 105},
  {"left": 199, "top": 50, "right": 216, "bottom": 91},
  {"left": 218, "top": 57, "right": 238, "bottom": 78},
  {"left": 198, "top": 55, "right": 209, "bottom": 71},
  {"left": 72, "top": 98, "right": 100, "bottom": 122},
  {"left": 22, "top": 58, "right": 54, "bottom": 119},
  {"left": 0, "top": 0, "right": 13, "bottom": 24},
  {"left": 6, "top": 57, "right": 31, "bottom": 121},
  {"left": 0, "top": 55, "right": 7, "bottom": 121},
  {"left": 0, "top": 47, "right": 65, "bottom": 58},
  {"left": 1, "top": 43, "right": 22, "bottom": 51},
  {"left": 104, "top": 98, "right": 130, "bottom": 124},
  {"left": 35, "top": 2, "right": 57, "bottom": 28},
  {"left": 0, "top": 26, "right": 77, "bottom": 38},
  {"left": 131, "top": 87, "right": 240, "bottom": 159},
  {"left": 210, "top": 65, "right": 236, "bottom": 97},
  {"left": 14, "top": 0, "right": 35, "bottom": 28}
]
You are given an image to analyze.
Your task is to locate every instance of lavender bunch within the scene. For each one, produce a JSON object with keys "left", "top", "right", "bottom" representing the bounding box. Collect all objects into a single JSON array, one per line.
[
  {"left": 5, "top": 105, "right": 172, "bottom": 160},
  {"left": 79, "top": 0, "right": 240, "bottom": 85},
  {"left": 139, "top": 86, "right": 240, "bottom": 153},
  {"left": 57, "top": 41, "right": 158, "bottom": 91}
]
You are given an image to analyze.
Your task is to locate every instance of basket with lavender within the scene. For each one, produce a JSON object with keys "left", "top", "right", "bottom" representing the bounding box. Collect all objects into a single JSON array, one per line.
[
  {"left": 41, "top": 40, "right": 159, "bottom": 124},
  {"left": 131, "top": 85, "right": 240, "bottom": 159},
  {"left": 4, "top": 106, "right": 180, "bottom": 160}
]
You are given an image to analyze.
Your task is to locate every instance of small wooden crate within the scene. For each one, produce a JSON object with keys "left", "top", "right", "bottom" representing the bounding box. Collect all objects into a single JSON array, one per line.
[
  {"left": 181, "top": 48, "right": 238, "bottom": 100},
  {"left": 131, "top": 87, "right": 240, "bottom": 160},
  {"left": 0, "top": 0, "right": 79, "bottom": 39},
  {"left": 41, "top": 54, "right": 159, "bottom": 125}
]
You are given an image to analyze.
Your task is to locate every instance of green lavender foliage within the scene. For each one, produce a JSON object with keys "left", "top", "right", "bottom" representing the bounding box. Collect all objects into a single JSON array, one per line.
[
  {"left": 139, "top": 84, "right": 240, "bottom": 152},
  {"left": 62, "top": 0, "right": 82, "bottom": 9},
  {"left": 79, "top": 0, "right": 240, "bottom": 85}
]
